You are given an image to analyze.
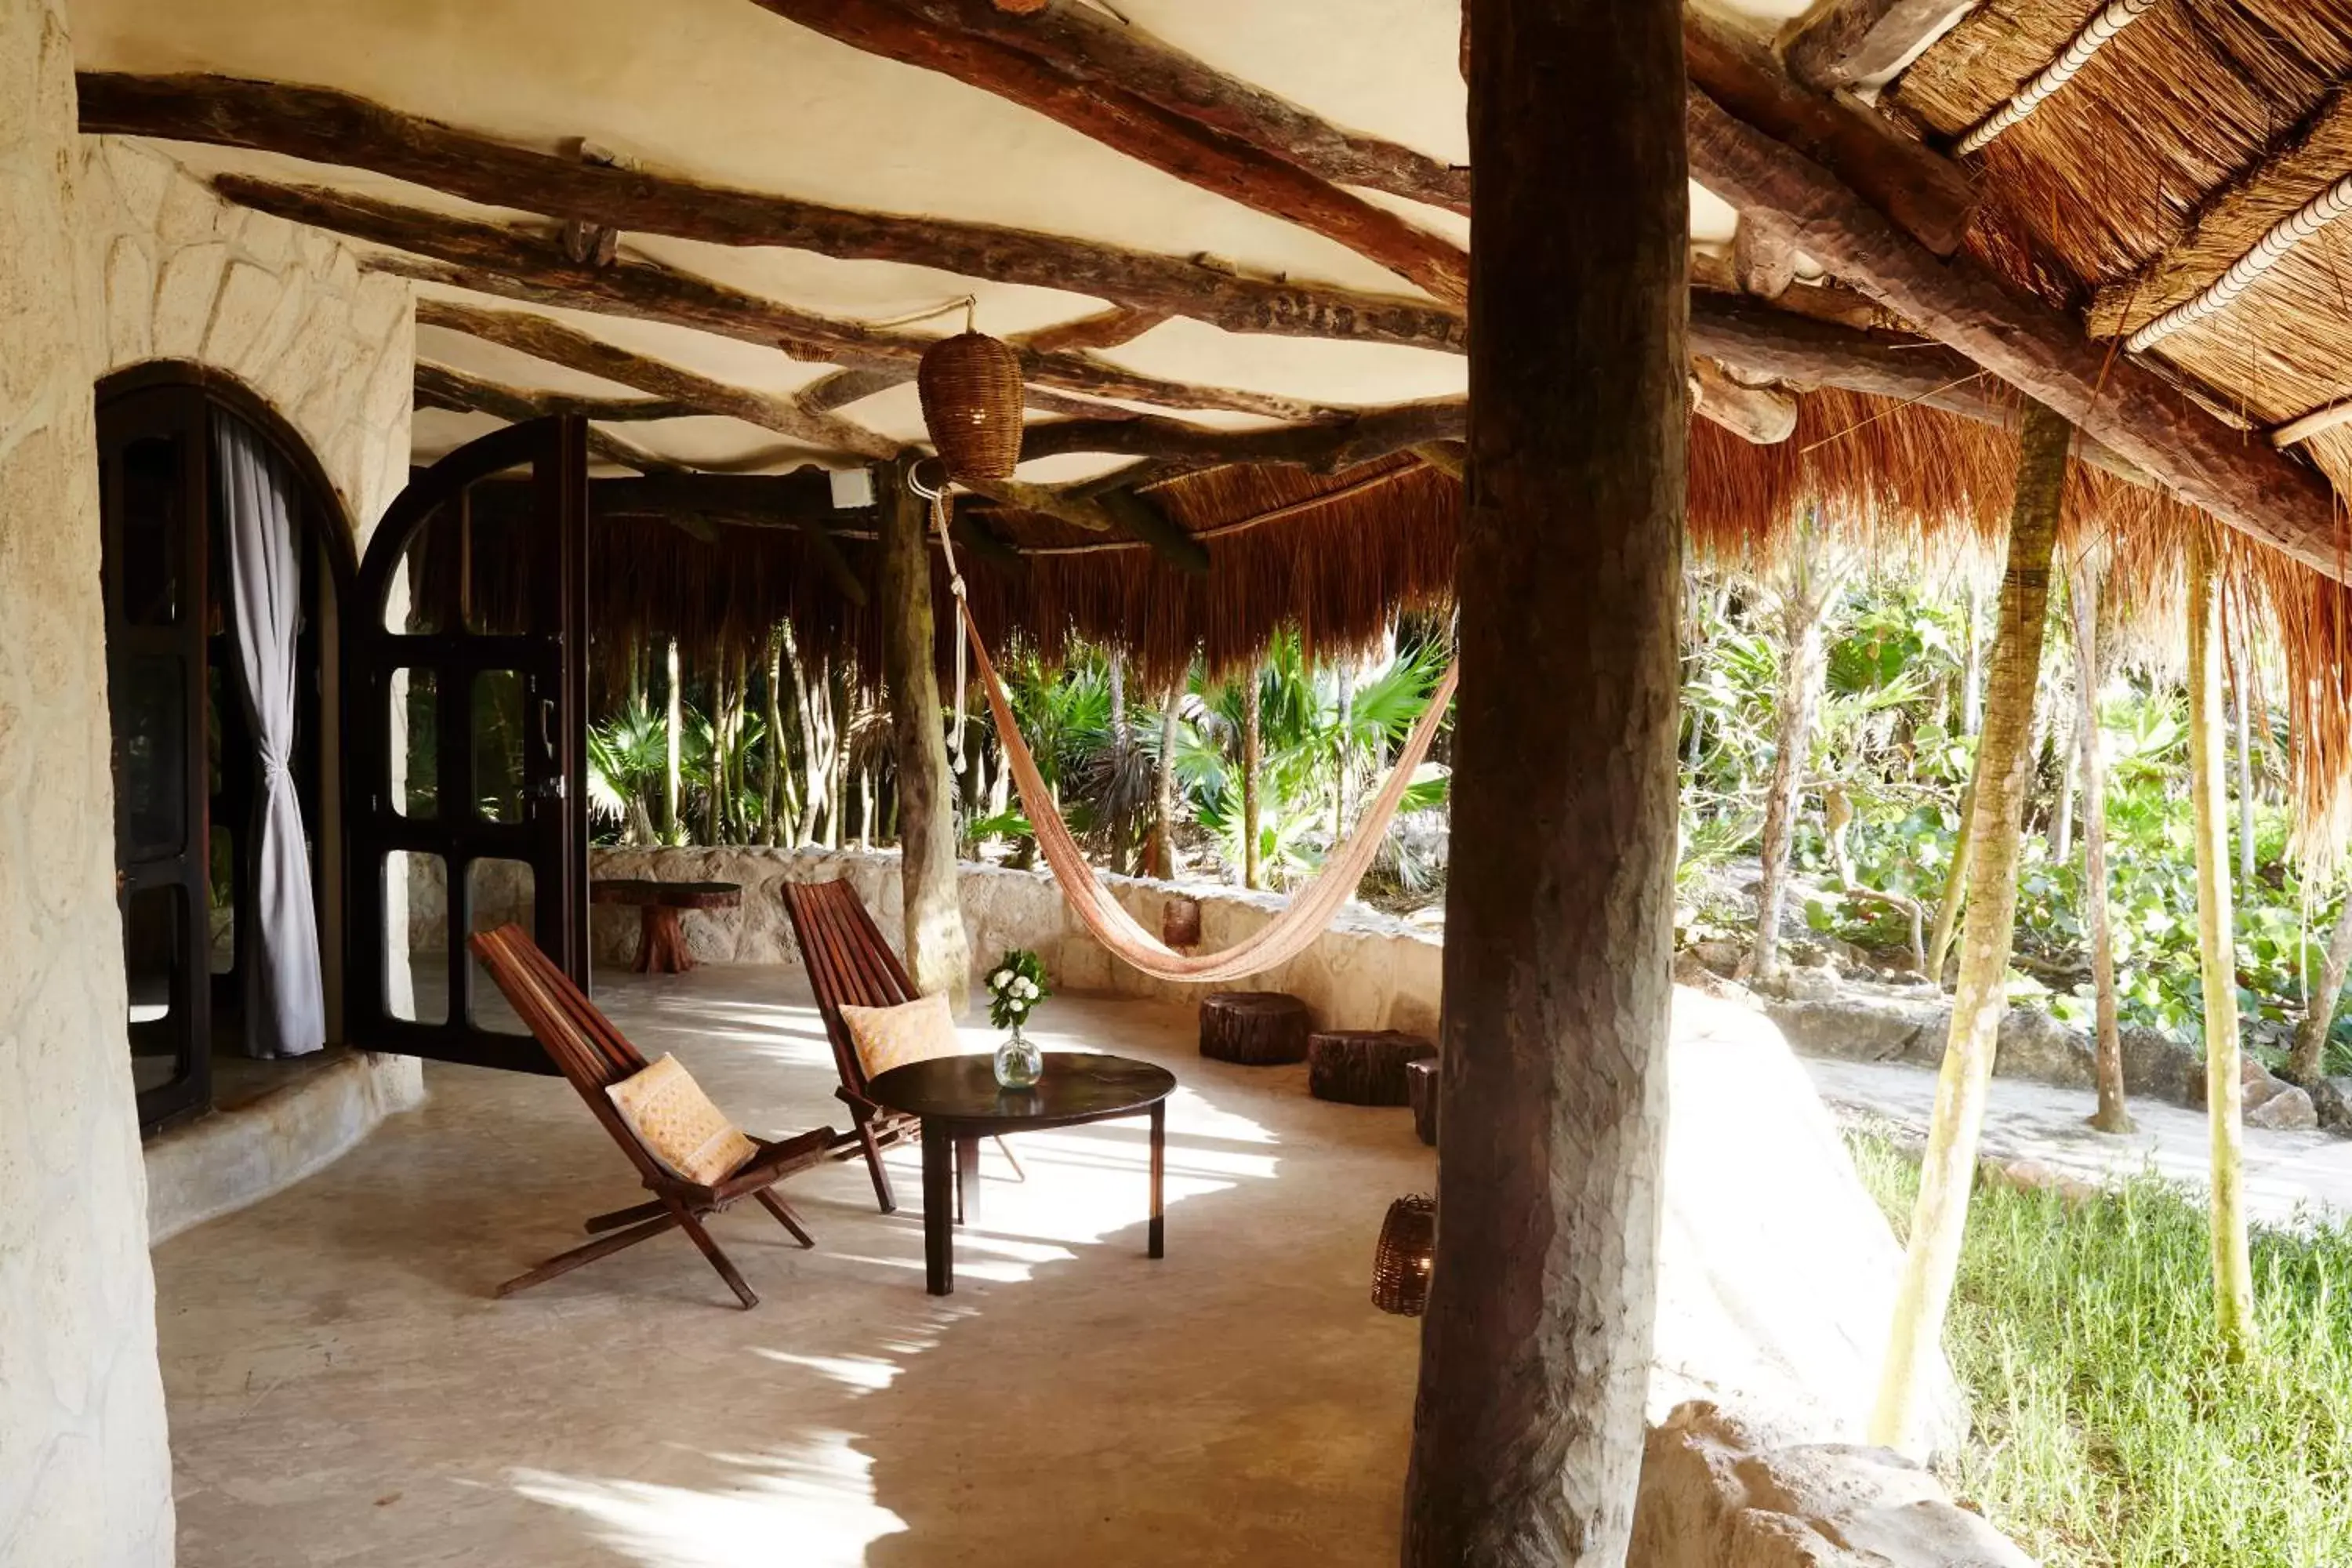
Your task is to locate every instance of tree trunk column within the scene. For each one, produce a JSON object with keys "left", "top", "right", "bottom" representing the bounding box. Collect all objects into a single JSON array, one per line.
[
  {"left": 2071, "top": 564, "right": 2133, "bottom": 1134},
  {"left": 1403, "top": 0, "right": 1686, "bottom": 1560},
  {"left": 880, "top": 454, "right": 971, "bottom": 1011},
  {"left": 1872, "top": 397, "right": 2067, "bottom": 1452},
  {"left": 2188, "top": 526, "right": 2256, "bottom": 1359}
]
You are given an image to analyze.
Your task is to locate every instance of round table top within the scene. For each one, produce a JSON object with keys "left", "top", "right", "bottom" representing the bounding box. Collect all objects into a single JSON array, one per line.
[
  {"left": 590, "top": 878, "right": 742, "bottom": 909},
  {"left": 866, "top": 1051, "right": 1176, "bottom": 1132}
]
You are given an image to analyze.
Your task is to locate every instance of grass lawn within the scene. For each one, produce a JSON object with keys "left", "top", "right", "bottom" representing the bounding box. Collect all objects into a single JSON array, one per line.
[{"left": 1847, "top": 1132, "right": 2352, "bottom": 1568}]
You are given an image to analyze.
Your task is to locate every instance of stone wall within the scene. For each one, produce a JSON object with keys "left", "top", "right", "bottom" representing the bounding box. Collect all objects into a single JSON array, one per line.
[
  {"left": 78, "top": 138, "right": 416, "bottom": 543},
  {"left": 0, "top": 2, "right": 176, "bottom": 1560},
  {"left": 586, "top": 845, "right": 1445, "bottom": 1034}
]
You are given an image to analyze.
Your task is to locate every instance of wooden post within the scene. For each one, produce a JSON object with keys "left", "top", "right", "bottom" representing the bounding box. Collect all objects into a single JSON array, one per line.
[
  {"left": 1242, "top": 672, "right": 1263, "bottom": 891},
  {"left": 879, "top": 454, "right": 971, "bottom": 1010},
  {"left": 1871, "top": 398, "right": 2067, "bottom": 1453},
  {"left": 1403, "top": 0, "right": 1686, "bottom": 1559},
  {"left": 2071, "top": 564, "right": 2133, "bottom": 1134},
  {"left": 2187, "top": 527, "right": 2257, "bottom": 1360}
]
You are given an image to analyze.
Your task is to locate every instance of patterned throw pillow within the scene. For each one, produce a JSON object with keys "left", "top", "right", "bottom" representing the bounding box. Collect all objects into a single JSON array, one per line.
[
  {"left": 605, "top": 1054, "right": 760, "bottom": 1187},
  {"left": 839, "top": 992, "right": 966, "bottom": 1082}
]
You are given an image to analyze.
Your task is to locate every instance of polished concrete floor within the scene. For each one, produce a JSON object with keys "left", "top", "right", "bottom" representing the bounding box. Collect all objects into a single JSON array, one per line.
[{"left": 151, "top": 971, "right": 1428, "bottom": 1566}]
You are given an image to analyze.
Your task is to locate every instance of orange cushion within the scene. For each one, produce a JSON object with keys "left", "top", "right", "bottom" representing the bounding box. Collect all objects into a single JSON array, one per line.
[
  {"left": 839, "top": 992, "right": 966, "bottom": 1082},
  {"left": 604, "top": 1054, "right": 759, "bottom": 1187}
]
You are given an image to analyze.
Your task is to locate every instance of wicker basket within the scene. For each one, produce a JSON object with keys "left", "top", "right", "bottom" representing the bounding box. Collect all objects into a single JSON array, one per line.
[
  {"left": 917, "top": 330, "right": 1025, "bottom": 481},
  {"left": 1371, "top": 1193, "right": 1436, "bottom": 1316}
]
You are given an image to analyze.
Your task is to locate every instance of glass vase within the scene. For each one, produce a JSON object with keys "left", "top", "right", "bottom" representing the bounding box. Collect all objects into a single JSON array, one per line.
[{"left": 993, "top": 1023, "right": 1042, "bottom": 1090}]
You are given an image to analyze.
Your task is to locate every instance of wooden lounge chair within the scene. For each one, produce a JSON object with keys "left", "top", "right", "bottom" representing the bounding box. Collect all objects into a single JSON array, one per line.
[
  {"left": 779, "top": 877, "right": 1023, "bottom": 1214},
  {"left": 468, "top": 923, "right": 834, "bottom": 1308}
]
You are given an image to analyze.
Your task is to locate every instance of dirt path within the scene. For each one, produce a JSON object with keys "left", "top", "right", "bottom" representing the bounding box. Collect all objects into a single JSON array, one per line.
[{"left": 1805, "top": 1057, "right": 2352, "bottom": 1229}]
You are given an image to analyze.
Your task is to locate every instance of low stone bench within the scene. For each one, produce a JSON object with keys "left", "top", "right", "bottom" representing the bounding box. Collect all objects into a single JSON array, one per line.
[
  {"left": 1200, "top": 992, "right": 1311, "bottom": 1064},
  {"left": 1308, "top": 1029, "right": 1438, "bottom": 1105}
]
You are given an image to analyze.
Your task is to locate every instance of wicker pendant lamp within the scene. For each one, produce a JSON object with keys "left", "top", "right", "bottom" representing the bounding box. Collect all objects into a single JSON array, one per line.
[
  {"left": 1371, "top": 1193, "right": 1436, "bottom": 1316},
  {"left": 918, "top": 306, "right": 1024, "bottom": 482}
]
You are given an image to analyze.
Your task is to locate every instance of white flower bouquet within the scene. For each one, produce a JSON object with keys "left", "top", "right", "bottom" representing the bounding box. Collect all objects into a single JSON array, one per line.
[{"left": 984, "top": 948, "right": 1052, "bottom": 1036}]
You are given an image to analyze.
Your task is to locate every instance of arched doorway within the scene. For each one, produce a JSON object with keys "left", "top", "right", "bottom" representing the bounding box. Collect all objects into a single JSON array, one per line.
[{"left": 97, "top": 365, "right": 354, "bottom": 1134}]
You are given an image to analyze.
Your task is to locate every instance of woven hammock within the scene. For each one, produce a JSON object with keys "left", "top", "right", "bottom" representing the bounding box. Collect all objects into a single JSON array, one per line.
[{"left": 955, "top": 605, "right": 1457, "bottom": 984}]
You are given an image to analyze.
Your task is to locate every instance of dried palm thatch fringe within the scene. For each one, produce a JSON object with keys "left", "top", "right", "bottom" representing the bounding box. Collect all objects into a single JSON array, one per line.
[{"left": 449, "top": 379, "right": 2352, "bottom": 855}]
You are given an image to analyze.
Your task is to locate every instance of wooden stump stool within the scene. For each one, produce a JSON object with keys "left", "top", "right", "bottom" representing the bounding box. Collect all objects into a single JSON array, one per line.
[
  {"left": 1406, "top": 1057, "right": 1439, "bottom": 1145},
  {"left": 1308, "top": 1030, "right": 1439, "bottom": 1106},
  {"left": 1199, "top": 992, "right": 1310, "bottom": 1065}
]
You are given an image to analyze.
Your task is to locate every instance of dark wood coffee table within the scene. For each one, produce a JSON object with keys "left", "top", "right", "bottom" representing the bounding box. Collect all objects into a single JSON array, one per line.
[
  {"left": 865, "top": 1051, "right": 1178, "bottom": 1296},
  {"left": 590, "top": 879, "right": 740, "bottom": 974}
]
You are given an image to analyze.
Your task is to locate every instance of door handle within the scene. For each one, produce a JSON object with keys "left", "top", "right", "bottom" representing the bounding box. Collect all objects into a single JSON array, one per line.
[{"left": 537, "top": 696, "right": 557, "bottom": 759}]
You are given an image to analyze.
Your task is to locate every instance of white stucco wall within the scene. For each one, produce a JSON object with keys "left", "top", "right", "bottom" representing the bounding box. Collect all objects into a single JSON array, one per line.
[
  {"left": 2, "top": 29, "right": 423, "bottom": 1559},
  {"left": 0, "top": 3, "right": 176, "bottom": 1561}
]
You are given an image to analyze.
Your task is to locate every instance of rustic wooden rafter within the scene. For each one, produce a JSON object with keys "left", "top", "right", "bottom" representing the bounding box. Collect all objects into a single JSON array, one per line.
[
  {"left": 1687, "top": 87, "right": 2349, "bottom": 578},
  {"left": 1018, "top": 399, "right": 1467, "bottom": 472},
  {"left": 2087, "top": 84, "right": 2352, "bottom": 347},
  {"left": 797, "top": 0, "right": 1470, "bottom": 216},
  {"left": 81, "top": 74, "right": 1466, "bottom": 351},
  {"left": 746, "top": 0, "right": 1469, "bottom": 302},
  {"left": 1691, "top": 358, "right": 1798, "bottom": 445},
  {"left": 1780, "top": 0, "right": 1978, "bottom": 92},
  {"left": 1011, "top": 306, "right": 1169, "bottom": 354},
  {"left": 796, "top": 367, "right": 909, "bottom": 412},
  {"left": 414, "top": 361, "right": 681, "bottom": 473},
  {"left": 413, "top": 363, "right": 695, "bottom": 423},
  {"left": 419, "top": 297, "right": 900, "bottom": 459},
  {"left": 1684, "top": 10, "right": 1977, "bottom": 256},
  {"left": 216, "top": 177, "right": 1334, "bottom": 424}
]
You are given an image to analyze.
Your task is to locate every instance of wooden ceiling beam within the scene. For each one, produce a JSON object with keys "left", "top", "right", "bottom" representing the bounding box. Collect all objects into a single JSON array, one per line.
[
  {"left": 794, "top": 0, "right": 1470, "bottom": 216},
  {"left": 1018, "top": 399, "right": 1467, "bottom": 472},
  {"left": 1683, "top": 9, "right": 1976, "bottom": 256},
  {"left": 217, "top": 177, "right": 1337, "bottom": 424},
  {"left": 2086, "top": 84, "right": 2352, "bottom": 347},
  {"left": 1011, "top": 307, "right": 1169, "bottom": 355},
  {"left": 419, "top": 297, "right": 900, "bottom": 460},
  {"left": 80, "top": 73, "right": 1466, "bottom": 351},
  {"left": 419, "top": 302, "right": 1200, "bottom": 565},
  {"left": 412, "top": 364, "right": 696, "bottom": 422},
  {"left": 746, "top": 0, "right": 1468, "bottom": 302},
  {"left": 1780, "top": 0, "right": 1978, "bottom": 93},
  {"left": 1687, "top": 88, "right": 2347, "bottom": 578}
]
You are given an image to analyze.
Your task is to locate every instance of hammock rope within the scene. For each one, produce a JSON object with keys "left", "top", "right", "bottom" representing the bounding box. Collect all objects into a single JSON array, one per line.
[{"left": 928, "top": 489, "right": 1456, "bottom": 984}]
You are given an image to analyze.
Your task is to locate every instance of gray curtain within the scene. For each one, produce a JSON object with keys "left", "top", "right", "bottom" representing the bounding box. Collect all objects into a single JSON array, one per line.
[{"left": 216, "top": 416, "right": 325, "bottom": 1058}]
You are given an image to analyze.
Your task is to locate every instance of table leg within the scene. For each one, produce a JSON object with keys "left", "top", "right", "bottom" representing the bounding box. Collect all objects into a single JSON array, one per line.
[
  {"left": 644, "top": 907, "right": 695, "bottom": 974},
  {"left": 1149, "top": 1101, "right": 1166, "bottom": 1260},
  {"left": 956, "top": 1135, "right": 982, "bottom": 1225},
  {"left": 922, "top": 1121, "right": 954, "bottom": 1297}
]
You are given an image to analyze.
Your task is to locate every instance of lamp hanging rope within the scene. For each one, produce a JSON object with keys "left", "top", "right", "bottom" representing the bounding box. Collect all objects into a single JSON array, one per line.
[{"left": 925, "top": 499, "right": 1457, "bottom": 985}]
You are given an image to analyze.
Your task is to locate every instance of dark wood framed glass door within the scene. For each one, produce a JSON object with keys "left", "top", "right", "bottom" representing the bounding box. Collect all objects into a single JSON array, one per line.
[
  {"left": 100, "top": 385, "right": 214, "bottom": 1131},
  {"left": 343, "top": 417, "right": 589, "bottom": 1073}
]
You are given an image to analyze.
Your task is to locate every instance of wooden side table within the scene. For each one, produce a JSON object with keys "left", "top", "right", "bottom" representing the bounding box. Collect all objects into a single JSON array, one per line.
[
  {"left": 866, "top": 1052, "right": 1178, "bottom": 1296},
  {"left": 590, "top": 879, "right": 741, "bottom": 974}
]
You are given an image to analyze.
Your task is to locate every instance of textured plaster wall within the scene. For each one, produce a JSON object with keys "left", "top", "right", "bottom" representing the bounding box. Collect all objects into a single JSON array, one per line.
[
  {"left": 0, "top": 3, "right": 176, "bottom": 1562},
  {"left": 78, "top": 136, "right": 416, "bottom": 539},
  {"left": 583, "top": 845, "right": 1445, "bottom": 1035}
]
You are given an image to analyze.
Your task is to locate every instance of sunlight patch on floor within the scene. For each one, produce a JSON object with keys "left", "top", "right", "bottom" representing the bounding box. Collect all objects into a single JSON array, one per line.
[{"left": 512, "top": 1433, "right": 905, "bottom": 1568}]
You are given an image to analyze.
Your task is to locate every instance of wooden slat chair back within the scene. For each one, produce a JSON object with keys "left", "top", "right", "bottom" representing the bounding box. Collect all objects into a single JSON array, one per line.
[
  {"left": 781, "top": 879, "right": 927, "bottom": 1212},
  {"left": 469, "top": 924, "right": 834, "bottom": 1308}
]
